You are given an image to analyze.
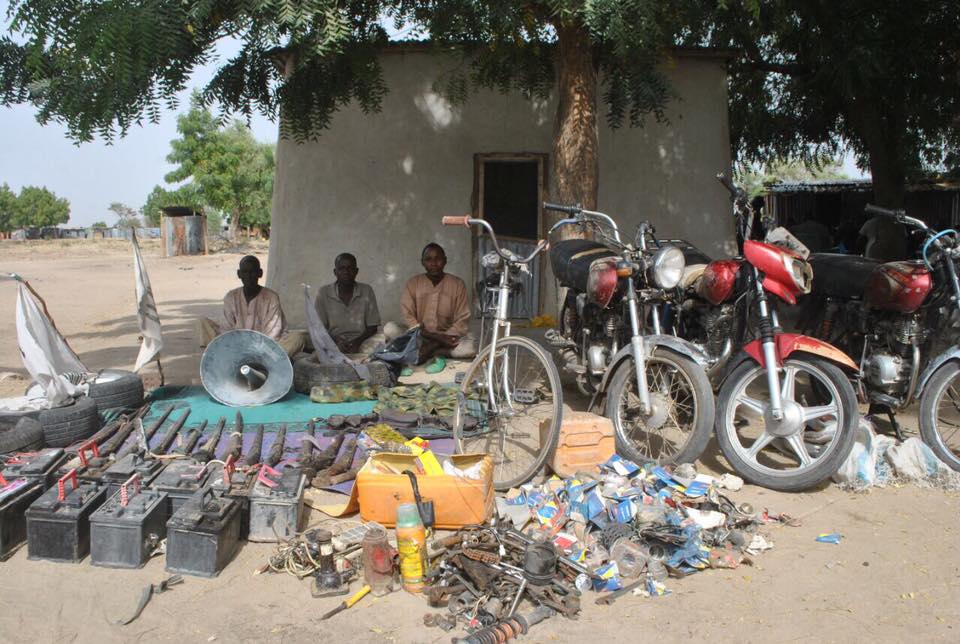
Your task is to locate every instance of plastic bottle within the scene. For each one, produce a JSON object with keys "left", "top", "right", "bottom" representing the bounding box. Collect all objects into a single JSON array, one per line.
[
  {"left": 395, "top": 503, "right": 427, "bottom": 593},
  {"left": 610, "top": 538, "right": 649, "bottom": 578},
  {"left": 361, "top": 524, "right": 395, "bottom": 596}
]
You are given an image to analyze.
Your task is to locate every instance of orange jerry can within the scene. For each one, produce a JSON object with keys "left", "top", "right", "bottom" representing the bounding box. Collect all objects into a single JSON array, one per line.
[
  {"left": 356, "top": 453, "right": 494, "bottom": 529},
  {"left": 541, "top": 411, "right": 615, "bottom": 477}
]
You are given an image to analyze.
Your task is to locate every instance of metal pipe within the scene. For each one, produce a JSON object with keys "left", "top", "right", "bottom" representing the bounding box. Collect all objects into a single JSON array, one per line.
[
  {"left": 507, "top": 578, "right": 527, "bottom": 618},
  {"left": 240, "top": 364, "right": 267, "bottom": 389}
]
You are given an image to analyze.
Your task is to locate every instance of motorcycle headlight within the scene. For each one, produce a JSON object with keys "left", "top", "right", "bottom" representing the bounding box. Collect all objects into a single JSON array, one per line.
[
  {"left": 787, "top": 256, "right": 813, "bottom": 294},
  {"left": 650, "top": 246, "right": 685, "bottom": 289}
]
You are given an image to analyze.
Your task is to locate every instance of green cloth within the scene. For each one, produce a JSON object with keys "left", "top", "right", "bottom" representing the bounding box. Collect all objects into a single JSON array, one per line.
[{"left": 309, "top": 382, "right": 461, "bottom": 417}]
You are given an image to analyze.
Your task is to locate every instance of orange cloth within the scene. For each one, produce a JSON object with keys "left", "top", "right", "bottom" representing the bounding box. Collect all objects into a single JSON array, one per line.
[{"left": 400, "top": 274, "right": 470, "bottom": 337}]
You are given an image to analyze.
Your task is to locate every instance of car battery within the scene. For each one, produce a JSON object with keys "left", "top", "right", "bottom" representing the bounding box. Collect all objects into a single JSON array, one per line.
[
  {"left": 248, "top": 464, "right": 306, "bottom": 542},
  {"left": 90, "top": 473, "right": 168, "bottom": 569},
  {"left": 72, "top": 440, "right": 114, "bottom": 486},
  {"left": 0, "top": 474, "right": 45, "bottom": 561},
  {"left": 2, "top": 448, "right": 68, "bottom": 489},
  {"left": 25, "top": 469, "right": 107, "bottom": 562},
  {"left": 150, "top": 460, "right": 210, "bottom": 520},
  {"left": 102, "top": 453, "right": 164, "bottom": 496},
  {"left": 209, "top": 456, "right": 253, "bottom": 539},
  {"left": 166, "top": 487, "right": 241, "bottom": 578}
]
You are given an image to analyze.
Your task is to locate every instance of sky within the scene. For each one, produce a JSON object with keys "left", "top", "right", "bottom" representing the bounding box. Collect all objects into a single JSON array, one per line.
[{"left": 0, "top": 17, "right": 867, "bottom": 228}]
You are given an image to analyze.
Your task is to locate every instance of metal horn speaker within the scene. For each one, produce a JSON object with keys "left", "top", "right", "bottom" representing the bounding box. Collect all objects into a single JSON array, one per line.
[{"left": 200, "top": 329, "right": 293, "bottom": 407}]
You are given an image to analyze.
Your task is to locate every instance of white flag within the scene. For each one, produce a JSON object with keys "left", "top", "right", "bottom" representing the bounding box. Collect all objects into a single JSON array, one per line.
[
  {"left": 1, "top": 274, "right": 87, "bottom": 408},
  {"left": 132, "top": 233, "right": 163, "bottom": 371}
]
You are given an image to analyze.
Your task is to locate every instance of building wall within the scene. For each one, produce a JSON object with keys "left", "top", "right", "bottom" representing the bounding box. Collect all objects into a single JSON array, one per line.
[{"left": 268, "top": 50, "right": 735, "bottom": 327}]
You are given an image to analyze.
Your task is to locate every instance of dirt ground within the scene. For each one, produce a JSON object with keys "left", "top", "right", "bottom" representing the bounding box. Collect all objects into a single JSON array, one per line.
[{"left": 1, "top": 240, "right": 958, "bottom": 644}]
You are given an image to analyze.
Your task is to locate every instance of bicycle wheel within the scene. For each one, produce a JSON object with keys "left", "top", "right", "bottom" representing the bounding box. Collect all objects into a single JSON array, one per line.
[{"left": 455, "top": 336, "right": 563, "bottom": 490}]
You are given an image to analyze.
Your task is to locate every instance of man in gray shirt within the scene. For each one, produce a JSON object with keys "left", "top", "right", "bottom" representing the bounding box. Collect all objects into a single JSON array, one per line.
[{"left": 315, "top": 253, "right": 381, "bottom": 354}]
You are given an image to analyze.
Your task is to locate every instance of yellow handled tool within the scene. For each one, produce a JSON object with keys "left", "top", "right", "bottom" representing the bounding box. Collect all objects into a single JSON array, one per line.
[{"left": 320, "top": 585, "right": 371, "bottom": 620}]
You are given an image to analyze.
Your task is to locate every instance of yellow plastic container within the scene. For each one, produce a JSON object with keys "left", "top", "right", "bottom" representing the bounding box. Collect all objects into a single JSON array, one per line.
[
  {"left": 542, "top": 411, "right": 616, "bottom": 477},
  {"left": 356, "top": 453, "right": 494, "bottom": 529}
]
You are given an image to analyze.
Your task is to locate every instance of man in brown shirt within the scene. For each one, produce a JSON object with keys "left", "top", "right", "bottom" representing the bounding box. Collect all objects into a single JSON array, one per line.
[
  {"left": 397, "top": 243, "right": 475, "bottom": 367},
  {"left": 196, "top": 255, "right": 305, "bottom": 357}
]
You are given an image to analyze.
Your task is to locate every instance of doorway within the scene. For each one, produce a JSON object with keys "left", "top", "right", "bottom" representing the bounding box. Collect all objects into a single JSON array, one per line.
[{"left": 473, "top": 153, "right": 548, "bottom": 319}]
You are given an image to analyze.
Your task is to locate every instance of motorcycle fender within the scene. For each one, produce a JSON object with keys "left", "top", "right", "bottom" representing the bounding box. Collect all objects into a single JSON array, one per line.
[
  {"left": 761, "top": 276, "right": 798, "bottom": 305},
  {"left": 742, "top": 333, "right": 859, "bottom": 372},
  {"left": 915, "top": 345, "right": 960, "bottom": 395},
  {"left": 596, "top": 335, "right": 710, "bottom": 394}
]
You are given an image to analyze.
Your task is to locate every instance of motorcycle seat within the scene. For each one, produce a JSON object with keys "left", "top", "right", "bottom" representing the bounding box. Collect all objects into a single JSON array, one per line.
[
  {"left": 549, "top": 239, "right": 619, "bottom": 291},
  {"left": 809, "top": 253, "right": 880, "bottom": 299}
]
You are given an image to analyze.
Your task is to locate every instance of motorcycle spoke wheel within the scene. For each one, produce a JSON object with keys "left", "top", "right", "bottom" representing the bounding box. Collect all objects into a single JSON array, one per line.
[
  {"left": 607, "top": 351, "right": 713, "bottom": 466},
  {"left": 920, "top": 363, "right": 960, "bottom": 471},
  {"left": 456, "top": 336, "right": 563, "bottom": 490}
]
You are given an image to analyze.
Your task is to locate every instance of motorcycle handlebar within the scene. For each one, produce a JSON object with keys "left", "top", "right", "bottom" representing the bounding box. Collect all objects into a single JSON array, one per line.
[
  {"left": 864, "top": 204, "right": 930, "bottom": 232},
  {"left": 543, "top": 202, "right": 580, "bottom": 215}
]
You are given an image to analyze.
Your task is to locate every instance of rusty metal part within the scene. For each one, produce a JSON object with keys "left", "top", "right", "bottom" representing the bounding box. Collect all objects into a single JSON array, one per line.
[
  {"left": 244, "top": 424, "right": 265, "bottom": 466},
  {"left": 595, "top": 578, "right": 645, "bottom": 606},
  {"left": 193, "top": 416, "right": 226, "bottom": 462},
  {"left": 265, "top": 424, "right": 286, "bottom": 467},
  {"left": 463, "top": 547, "right": 501, "bottom": 565}
]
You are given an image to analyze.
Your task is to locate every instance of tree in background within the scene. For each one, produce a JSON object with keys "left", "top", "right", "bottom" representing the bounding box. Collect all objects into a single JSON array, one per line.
[
  {"left": 141, "top": 183, "right": 204, "bottom": 227},
  {"left": 0, "top": 183, "right": 16, "bottom": 232},
  {"left": 693, "top": 1, "right": 960, "bottom": 208},
  {"left": 738, "top": 160, "right": 850, "bottom": 199},
  {"left": 163, "top": 96, "right": 275, "bottom": 239},
  {"left": 108, "top": 201, "right": 142, "bottom": 229},
  {"left": 12, "top": 186, "right": 70, "bottom": 228},
  {"left": 90, "top": 221, "right": 107, "bottom": 229}
]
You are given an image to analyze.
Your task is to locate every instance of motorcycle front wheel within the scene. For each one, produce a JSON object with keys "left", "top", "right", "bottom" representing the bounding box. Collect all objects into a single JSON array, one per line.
[
  {"left": 606, "top": 349, "right": 714, "bottom": 466},
  {"left": 919, "top": 361, "right": 960, "bottom": 471},
  {"left": 716, "top": 355, "right": 858, "bottom": 492}
]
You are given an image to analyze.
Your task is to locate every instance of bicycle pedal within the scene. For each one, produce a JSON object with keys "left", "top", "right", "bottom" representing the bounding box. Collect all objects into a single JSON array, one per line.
[{"left": 512, "top": 388, "right": 537, "bottom": 404}]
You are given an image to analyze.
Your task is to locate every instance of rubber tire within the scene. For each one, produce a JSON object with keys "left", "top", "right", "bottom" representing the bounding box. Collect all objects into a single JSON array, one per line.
[
  {"left": 292, "top": 356, "right": 393, "bottom": 394},
  {"left": 38, "top": 396, "right": 101, "bottom": 448},
  {"left": 0, "top": 417, "right": 44, "bottom": 453},
  {"left": 716, "top": 356, "right": 858, "bottom": 492},
  {"left": 919, "top": 361, "right": 960, "bottom": 472},
  {"left": 455, "top": 336, "right": 563, "bottom": 491},
  {"left": 606, "top": 349, "right": 715, "bottom": 466},
  {"left": 85, "top": 370, "right": 144, "bottom": 410}
]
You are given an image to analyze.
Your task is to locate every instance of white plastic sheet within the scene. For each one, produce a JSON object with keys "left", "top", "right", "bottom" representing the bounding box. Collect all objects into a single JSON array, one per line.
[
  {"left": 0, "top": 274, "right": 87, "bottom": 409},
  {"left": 302, "top": 284, "right": 368, "bottom": 380},
  {"left": 132, "top": 233, "right": 163, "bottom": 371}
]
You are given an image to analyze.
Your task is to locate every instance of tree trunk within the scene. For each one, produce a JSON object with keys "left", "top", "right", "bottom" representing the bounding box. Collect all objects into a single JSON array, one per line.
[
  {"left": 550, "top": 22, "right": 599, "bottom": 241},
  {"left": 228, "top": 210, "right": 241, "bottom": 240}
]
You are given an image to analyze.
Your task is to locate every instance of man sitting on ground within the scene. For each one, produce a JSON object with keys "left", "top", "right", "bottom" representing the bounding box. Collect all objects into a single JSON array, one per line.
[
  {"left": 197, "top": 255, "right": 305, "bottom": 357},
  {"left": 315, "top": 253, "right": 382, "bottom": 354},
  {"left": 392, "top": 242, "right": 475, "bottom": 374}
]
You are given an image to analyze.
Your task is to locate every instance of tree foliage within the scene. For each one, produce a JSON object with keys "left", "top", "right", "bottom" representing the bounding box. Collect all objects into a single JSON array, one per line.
[
  {"left": 142, "top": 183, "right": 204, "bottom": 227},
  {"left": 0, "top": 183, "right": 16, "bottom": 232},
  {"left": 90, "top": 220, "right": 108, "bottom": 229},
  {"left": 10, "top": 185, "right": 70, "bottom": 228},
  {"left": 737, "top": 159, "right": 849, "bottom": 199},
  {"left": 689, "top": 1, "right": 960, "bottom": 205},
  {"left": 108, "top": 201, "right": 142, "bottom": 228}
]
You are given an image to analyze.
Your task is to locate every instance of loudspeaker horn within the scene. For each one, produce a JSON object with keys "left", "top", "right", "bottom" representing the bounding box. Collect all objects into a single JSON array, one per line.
[{"left": 200, "top": 330, "right": 293, "bottom": 407}]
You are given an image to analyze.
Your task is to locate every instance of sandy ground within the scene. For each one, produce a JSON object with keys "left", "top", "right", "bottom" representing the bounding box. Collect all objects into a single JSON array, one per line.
[{"left": 0, "top": 240, "right": 958, "bottom": 643}]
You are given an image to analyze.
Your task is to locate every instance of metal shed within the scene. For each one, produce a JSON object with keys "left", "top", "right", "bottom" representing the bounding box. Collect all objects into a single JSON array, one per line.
[{"left": 160, "top": 206, "right": 208, "bottom": 257}]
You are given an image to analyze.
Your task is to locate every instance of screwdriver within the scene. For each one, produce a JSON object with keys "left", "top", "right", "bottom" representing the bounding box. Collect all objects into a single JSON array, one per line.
[{"left": 320, "top": 585, "right": 370, "bottom": 620}]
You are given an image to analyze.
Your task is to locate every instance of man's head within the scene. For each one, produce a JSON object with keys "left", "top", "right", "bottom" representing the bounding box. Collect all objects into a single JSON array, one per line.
[
  {"left": 421, "top": 243, "right": 447, "bottom": 279},
  {"left": 237, "top": 255, "right": 263, "bottom": 289},
  {"left": 333, "top": 252, "right": 359, "bottom": 288}
]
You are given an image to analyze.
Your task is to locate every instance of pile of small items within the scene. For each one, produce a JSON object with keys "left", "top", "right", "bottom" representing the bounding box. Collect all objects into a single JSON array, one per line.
[{"left": 424, "top": 455, "right": 779, "bottom": 640}]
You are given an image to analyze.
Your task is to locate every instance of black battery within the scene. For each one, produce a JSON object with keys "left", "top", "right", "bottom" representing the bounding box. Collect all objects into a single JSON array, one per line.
[
  {"left": 0, "top": 476, "right": 45, "bottom": 561},
  {"left": 2, "top": 448, "right": 69, "bottom": 489},
  {"left": 248, "top": 465, "right": 305, "bottom": 542},
  {"left": 150, "top": 460, "right": 210, "bottom": 520},
  {"left": 209, "top": 459, "right": 253, "bottom": 539},
  {"left": 90, "top": 473, "right": 168, "bottom": 569},
  {"left": 102, "top": 453, "right": 164, "bottom": 496},
  {"left": 25, "top": 469, "right": 107, "bottom": 562},
  {"left": 166, "top": 487, "right": 241, "bottom": 578}
]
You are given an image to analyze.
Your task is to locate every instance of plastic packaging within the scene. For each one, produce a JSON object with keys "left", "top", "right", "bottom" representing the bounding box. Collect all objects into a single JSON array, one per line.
[
  {"left": 647, "top": 558, "right": 668, "bottom": 581},
  {"left": 362, "top": 523, "right": 395, "bottom": 596},
  {"left": 396, "top": 503, "right": 427, "bottom": 593},
  {"left": 610, "top": 538, "right": 648, "bottom": 578}
]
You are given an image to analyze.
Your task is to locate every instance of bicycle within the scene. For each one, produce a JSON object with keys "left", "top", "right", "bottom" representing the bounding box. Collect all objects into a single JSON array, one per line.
[{"left": 442, "top": 215, "right": 563, "bottom": 490}]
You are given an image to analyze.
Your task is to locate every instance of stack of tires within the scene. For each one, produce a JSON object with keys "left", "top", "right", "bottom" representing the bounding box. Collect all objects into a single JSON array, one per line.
[{"left": 0, "top": 370, "right": 144, "bottom": 453}]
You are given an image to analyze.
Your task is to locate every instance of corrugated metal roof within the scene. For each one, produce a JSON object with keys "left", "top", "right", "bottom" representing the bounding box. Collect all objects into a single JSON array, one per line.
[{"left": 766, "top": 178, "right": 960, "bottom": 194}]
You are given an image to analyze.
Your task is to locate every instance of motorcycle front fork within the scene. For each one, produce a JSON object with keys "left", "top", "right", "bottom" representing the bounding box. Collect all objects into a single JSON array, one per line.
[
  {"left": 625, "top": 277, "right": 652, "bottom": 415},
  {"left": 754, "top": 267, "right": 784, "bottom": 419}
]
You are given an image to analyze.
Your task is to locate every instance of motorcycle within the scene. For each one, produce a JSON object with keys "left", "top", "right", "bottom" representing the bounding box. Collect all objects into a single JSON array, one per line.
[
  {"left": 798, "top": 205, "right": 960, "bottom": 471},
  {"left": 674, "top": 174, "right": 860, "bottom": 491},
  {"left": 542, "top": 202, "right": 715, "bottom": 466}
]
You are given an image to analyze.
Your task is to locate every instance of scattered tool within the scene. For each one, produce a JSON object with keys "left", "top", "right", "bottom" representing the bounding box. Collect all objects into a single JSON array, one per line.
[
  {"left": 594, "top": 578, "right": 645, "bottom": 606},
  {"left": 115, "top": 574, "right": 184, "bottom": 625},
  {"left": 320, "top": 584, "right": 370, "bottom": 620}
]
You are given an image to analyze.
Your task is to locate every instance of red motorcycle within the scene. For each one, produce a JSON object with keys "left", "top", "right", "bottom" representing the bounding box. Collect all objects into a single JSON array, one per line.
[{"left": 674, "top": 174, "right": 860, "bottom": 491}]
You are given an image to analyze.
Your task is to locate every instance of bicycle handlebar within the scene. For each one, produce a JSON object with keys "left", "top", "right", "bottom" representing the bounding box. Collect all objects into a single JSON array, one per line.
[
  {"left": 441, "top": 216, "right": 547, "bottom": 264},
  {"left": 543, "top": 202, "right": 579, "bottom": 215}
]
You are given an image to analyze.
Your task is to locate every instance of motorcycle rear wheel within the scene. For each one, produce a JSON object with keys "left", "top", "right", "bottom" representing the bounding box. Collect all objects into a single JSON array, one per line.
[
  {"left": 919, "top": 361, "right": 960, "bottom": 472},
  {"left": 606, "top": 349, "right": 714, "bottom": 466},
  {"left": 716, "top": 355, "right": 857, "bottom": 491}
]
